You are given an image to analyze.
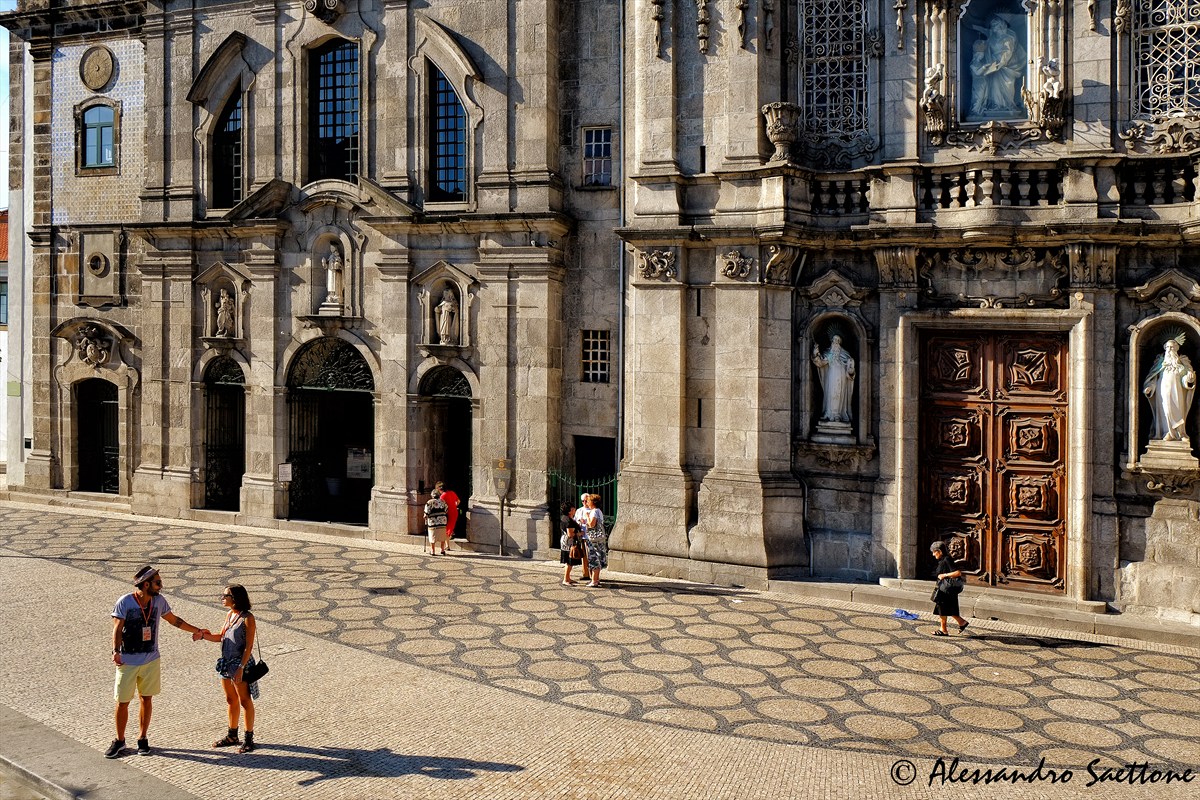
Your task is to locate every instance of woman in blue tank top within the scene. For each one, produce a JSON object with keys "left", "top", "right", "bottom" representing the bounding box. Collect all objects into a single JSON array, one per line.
[{"left": 197, "top": 584, "right": 259, "bottom": 753}]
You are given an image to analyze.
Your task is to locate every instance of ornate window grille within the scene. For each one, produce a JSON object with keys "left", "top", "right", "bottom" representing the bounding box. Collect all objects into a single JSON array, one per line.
[
  {"left": 582, "top": 330, "right": 611, "bottom": 384},
  {"left": 308, "top": 39, "right": 359, "bottom": 182},
  {"left": 582, "top": 127, "right": 613, "bottom": 186},
  {"left": 1132, "top": 0, "right": 1200, "bottom": 119},
  {"left": 212, "top": 94, "right": 243, "bottom": 208},
  {"left": 429, "top": 65, "right": 467, "bottom": 202},
  {"left": 796, "top": 0, "right": 873, "bottom": 167}
]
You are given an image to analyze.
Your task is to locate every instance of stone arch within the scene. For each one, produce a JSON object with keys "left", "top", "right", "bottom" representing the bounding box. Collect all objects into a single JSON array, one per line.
[{"left": 276, "top": 328, "right": 379, "bottom": 390}]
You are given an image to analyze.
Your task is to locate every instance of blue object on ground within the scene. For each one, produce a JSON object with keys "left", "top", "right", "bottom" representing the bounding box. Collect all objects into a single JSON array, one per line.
[{"left": 893, "top": 609, "right": 919, "bottom": 620}]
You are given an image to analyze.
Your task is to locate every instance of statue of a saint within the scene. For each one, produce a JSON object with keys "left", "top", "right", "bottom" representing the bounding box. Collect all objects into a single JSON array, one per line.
[
  {"left": 812, "top": 335, "right": 856, "bottom": 423},
  {"left": 435, "top": 289, "right": 457, "bottom": 345},
  {"left": 215, "top": 288, "right": 235, "bottom": 337},
  {"left": 1143, "top": 336, "right": 1196, "bottom": 442},
  {"left": 968, "top": 16, "right": 1025, "bottom": 119},
  {"left": 322, "top": 244, "right": 344, "bottom": 305}
]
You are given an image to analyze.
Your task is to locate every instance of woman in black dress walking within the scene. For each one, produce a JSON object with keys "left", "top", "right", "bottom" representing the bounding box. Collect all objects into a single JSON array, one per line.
[{"left": 930, "top": 541, "right": 969, "bottom": 636}]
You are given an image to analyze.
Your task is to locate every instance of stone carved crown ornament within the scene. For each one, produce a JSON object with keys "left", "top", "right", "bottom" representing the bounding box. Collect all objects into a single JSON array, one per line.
[{"left": 1125, "top": 269, "right": 1200, "bottom": 314}]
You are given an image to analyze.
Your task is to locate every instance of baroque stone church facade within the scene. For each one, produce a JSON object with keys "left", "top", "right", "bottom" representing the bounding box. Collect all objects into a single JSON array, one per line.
[{"left": 3, "top": 0, "right": 1198, "bottom": 623}]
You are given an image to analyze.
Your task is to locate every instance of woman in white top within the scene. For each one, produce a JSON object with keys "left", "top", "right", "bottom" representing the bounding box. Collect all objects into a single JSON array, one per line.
[{"left": 574, "top": 493, "right": 608, "bottom": 587}]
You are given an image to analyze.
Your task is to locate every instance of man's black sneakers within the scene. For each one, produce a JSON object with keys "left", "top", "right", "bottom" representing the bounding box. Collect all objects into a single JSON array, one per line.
[
  {"left": 136, "top": 738, "right": 151, "bottom": 755},
  {"left": 104, "top": 739, "right": 125, "bottom": 759}
]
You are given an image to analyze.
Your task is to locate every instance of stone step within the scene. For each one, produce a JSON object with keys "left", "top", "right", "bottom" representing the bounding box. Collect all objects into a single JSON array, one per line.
[{"left": 769, "top": 576, "right": 1200, "bottom": 649}]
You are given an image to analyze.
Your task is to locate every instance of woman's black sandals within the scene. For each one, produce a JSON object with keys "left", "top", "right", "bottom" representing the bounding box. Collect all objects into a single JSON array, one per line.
[
  {"left": 238, "top": 732, "right": 256, "bottom": 753},
  {"left": 213, "top": 731, "right": 240, "bottom": 748}
]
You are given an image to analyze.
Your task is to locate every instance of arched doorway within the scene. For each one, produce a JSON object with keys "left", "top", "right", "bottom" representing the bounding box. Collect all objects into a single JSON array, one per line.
[
  {"left": 286, "top": 337, "right": 375, "bottom": 524},
  {"left": 204, "top": 356, "right": 246, "bottom": 511},
  {"left": 419, "top": 366, "right": 473, "bottom": 536},
  {"left": 77, "top": 378, "right": 118, "bottom": 493}
]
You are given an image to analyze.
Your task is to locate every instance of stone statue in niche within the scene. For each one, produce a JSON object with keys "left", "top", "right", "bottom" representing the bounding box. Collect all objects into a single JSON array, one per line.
[
  {"left": 813, "top": 335, "right": 856, "bottom": 423},
  {"left": 1140, "top": 332, "right": 1200, "bottom": 472},
  {"left": 322, "top": 244, "right": 344, "bottom": 305},
  {"left": 1144, "top": 335, "right": 1196, "bottom": 443},
  {"left": 435, "top": 289, "right": 458, "bottom": 345},
  {"left": 812, "top": 333, "right": 856, "bottom": 442},
  {"left": 214, "top": 288, "right": 236, "bottom": 337},
  {"left": 966, "top": 15, "right": 1026, "bottom": 121}
]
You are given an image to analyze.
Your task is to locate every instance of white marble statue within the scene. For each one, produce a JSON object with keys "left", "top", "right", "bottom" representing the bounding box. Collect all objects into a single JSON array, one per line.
[
  {"left": 968, "top": 16, "right": 1025, "bottom": 119},
  {"left": 1144, "top": 336, "right": 1196, "bottom": 442},
  {"left": 812, "top": 334, "right": 856, "bottom": 423}
]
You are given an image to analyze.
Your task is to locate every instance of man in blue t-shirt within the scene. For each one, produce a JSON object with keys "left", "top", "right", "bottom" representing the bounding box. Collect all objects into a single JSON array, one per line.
[{"left": 106, "top": 565, "right": 205, "bottom": 759}]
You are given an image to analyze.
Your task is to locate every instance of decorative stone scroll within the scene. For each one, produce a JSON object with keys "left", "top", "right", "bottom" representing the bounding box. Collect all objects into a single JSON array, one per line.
[
  {"left": 637, "top": 249, "right": 678, "bottom": 281},
  {"left": 719, "top": 250, "right": 754, "bottom": 281},
  {"left": 762, "top": 244, "right": 802, "bottom": 286},
  {"left": 304, "top": 0, "right": 345, "bottom": 24},
  {"left": 921, "top": 65, "right": 947, "bottom": 145},
  {"left": 1114, "top": 0, "right": 1132, "bottom": 35},
  {"left": 919, "top": 247, "right": 1067, "bottom": 309},
  {"left": 696, "top": 1, "right": 711, "bottom": 54},
  {"left": 1121, "top": 117, "right": 1200, "bottom": 155}
]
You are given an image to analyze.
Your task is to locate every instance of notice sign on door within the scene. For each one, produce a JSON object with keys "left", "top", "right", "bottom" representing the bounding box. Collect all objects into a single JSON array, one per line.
[{"left": 346, "top": 448, "right": 372, "bottom": 479}]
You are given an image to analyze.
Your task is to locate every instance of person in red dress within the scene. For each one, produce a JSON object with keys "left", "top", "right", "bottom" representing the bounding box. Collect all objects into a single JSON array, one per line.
[{"left": 436, "top": 481, "right": 461, "bottom": 545}]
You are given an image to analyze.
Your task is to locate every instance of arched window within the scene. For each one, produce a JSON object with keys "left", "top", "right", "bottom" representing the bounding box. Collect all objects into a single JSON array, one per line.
[
  {"left": 82, "top": 105, "right": 115, "bottom": 168},
  {"left": 429, "top": 64, "right": 466, "bottom": 202},
  {"left": 308, "top": 39, "right": 360, "bottom": 183},
  {"left": 212, "top": 93, "right": 243, "bottom": 208}
]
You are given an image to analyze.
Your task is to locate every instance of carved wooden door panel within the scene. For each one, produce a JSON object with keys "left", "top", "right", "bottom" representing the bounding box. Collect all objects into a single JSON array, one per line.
[{"left": 918, "top": 331, "right": 1067, "bottom": 593}]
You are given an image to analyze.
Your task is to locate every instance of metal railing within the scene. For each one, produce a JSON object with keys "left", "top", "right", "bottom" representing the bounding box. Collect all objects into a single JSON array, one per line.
[{"left": 547, "top": 468, "right": 619, "bottom": 547}]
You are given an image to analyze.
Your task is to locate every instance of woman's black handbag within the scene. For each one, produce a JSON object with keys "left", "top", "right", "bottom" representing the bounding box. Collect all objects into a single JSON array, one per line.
[
  {"left": 937, "top": 575, "right": 966, "bottom": 594},
  {"left": 242, "top": 633, "right": 268, "bottom": 682}
]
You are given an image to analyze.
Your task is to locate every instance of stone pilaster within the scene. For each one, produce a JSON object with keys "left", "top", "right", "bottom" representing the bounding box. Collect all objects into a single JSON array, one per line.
[
  {"left": 689, "top": 276, "right": 803, "bottom": 575},
  {"left": 131, "top": 252, "right": 194, "bottom": 516},
  {"left": 239, "top": 239, "right": 286, "bottom": 520},
  {"left": 611, "top": 249, "right": 691, "bottom": 561},
  {"left": 369, "top": 246, "right": 413, "bottom": 535}
]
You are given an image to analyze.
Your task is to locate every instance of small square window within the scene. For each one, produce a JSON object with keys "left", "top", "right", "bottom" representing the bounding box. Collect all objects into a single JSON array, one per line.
[
  {"left": 582, "top": 330, "right": 611, "bottom": 384},
  {"left": 582, "top": 127, "right": 612, "bottom": 187}
]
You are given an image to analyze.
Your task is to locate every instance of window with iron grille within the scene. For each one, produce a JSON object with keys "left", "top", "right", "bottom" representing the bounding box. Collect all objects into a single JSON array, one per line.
[
  {"left": 212, "top": 93, "right": 243, "bottom": 208},
  {"left": 0, "top": 281, "right": 7, "bottom": 326},
  {"left": 1133, "top": 0, "right": 1200, "bottom": 119},
  {"left": 796, "top": 0, "right": 871, "bottom": 165},
  {"left": 429, "top": 65, "right": 467, "bottom": 202},
  {"left": 582, "top": 330, "right": 611, "bottom": 384},
  {"left": 308, "top": 39, "right": 359, "bottom": 182},
  {"left": 582, "top": 127, "right": 612, "bottom": 186},
  {"left": 82, "top": 105, "right": 115, "bottom": 168}
]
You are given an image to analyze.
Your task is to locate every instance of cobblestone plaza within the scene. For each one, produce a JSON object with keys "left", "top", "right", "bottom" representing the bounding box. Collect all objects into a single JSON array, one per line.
[{"left": 0, "top": 501, "right": 1197, "bottom": 799}]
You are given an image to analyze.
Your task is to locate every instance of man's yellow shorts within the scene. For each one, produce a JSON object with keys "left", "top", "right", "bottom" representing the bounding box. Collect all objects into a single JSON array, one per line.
[{"left": 114, "top": 659, "right": 162, "bottom": 703}]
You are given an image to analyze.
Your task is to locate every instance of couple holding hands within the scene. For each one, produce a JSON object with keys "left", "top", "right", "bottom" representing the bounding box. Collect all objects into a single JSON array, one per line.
[{"left": 107, "top": 566, "right": 261, "bottom": 759}]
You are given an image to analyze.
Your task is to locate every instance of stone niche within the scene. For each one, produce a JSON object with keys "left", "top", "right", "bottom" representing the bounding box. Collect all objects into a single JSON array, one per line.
[
  {"left": 76, "top": 229, "right": 124, "bottom": 307},
  {"left": 1124, "top": 270, "right": 1200, "bottom": 491},
  {"left": 413, "top": 260, "right": 477, "bottom": 360},
  {"left": 194, "top": 261, "right": 252, "bottom": 345}
]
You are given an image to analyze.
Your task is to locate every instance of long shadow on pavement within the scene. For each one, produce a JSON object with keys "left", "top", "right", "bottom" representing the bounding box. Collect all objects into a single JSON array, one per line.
[{"left": 156, "top": 745, "right": 524, "bottom": 786}]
